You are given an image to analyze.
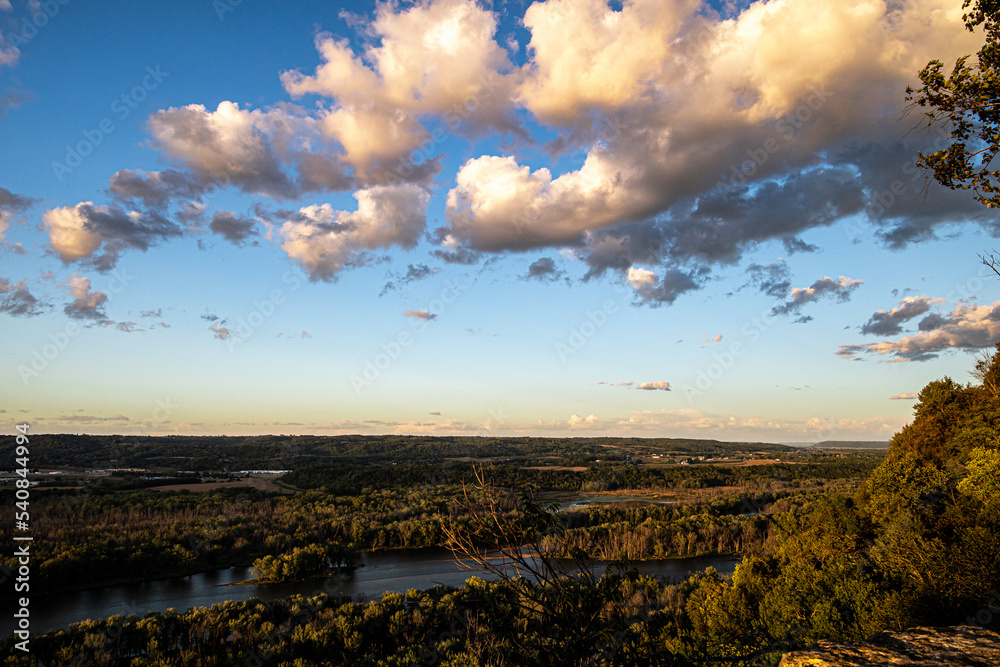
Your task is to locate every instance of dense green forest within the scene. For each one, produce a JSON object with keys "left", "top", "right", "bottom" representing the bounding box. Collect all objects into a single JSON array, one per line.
[
  {"left": 3, "top": 343, "right": 998, "bottom": 666},
  {"left": 0, "top": 442, "right": 876, "bottom": 596},
  {"left": 0, "top": 428, "right": 875, "bottom": 595},
  {"left": 0, "top": 433, "right": 795, "bottom": 471}
]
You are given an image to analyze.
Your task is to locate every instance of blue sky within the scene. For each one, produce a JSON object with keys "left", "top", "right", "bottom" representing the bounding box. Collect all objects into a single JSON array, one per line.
[{"left": 1, "top": 0, "right": 998, "bottom": 441}]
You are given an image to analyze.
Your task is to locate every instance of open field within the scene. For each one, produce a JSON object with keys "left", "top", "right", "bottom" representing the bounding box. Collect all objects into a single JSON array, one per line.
[{"left": 729, "top": 458, "right": 800, "bottom": 467}]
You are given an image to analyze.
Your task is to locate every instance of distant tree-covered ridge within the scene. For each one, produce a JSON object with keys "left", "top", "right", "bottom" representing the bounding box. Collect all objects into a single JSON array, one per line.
[
  {"left": 1, "top": 433, "right": 794, "bottom": 471},
  {"left": 811, "top": 441, "right": 889, "bottom": 449}
]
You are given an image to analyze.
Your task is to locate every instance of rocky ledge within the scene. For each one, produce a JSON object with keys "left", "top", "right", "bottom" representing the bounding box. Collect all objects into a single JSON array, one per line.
[{"left": 778, "top": 625, "right": 1000, "bottom": 667}]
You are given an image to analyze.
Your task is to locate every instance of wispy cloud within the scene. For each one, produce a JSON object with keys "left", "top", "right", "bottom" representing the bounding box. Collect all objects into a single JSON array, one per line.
[
  {"left": 523, "top": 257, "right": 565, "bottom": 282},
  {"left": 772, "top": 275, "right": 863, "bottom": 321},
  {"left": 860, "top": 295, "right": 945, "bottom": 336},
  {"left": 743, "top": 260, "right": 791, "bottom": 299},
  {"left": 0, "top": 276, "right": 45, "bottom": 317},
  {"left": 404, "top": 308, "right": 437, "bottom": 321},
  {"left": 380, "top": 263, "right": 438, "bottom": 296},
  {"left": 210, "top": 321, "right": 231, "bottom": 340},
  {"left": 636, "top": 381, "right": 671, "bottom": 391}
]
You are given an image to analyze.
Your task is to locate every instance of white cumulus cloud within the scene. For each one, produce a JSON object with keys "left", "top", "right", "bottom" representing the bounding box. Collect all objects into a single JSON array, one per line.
[{"left": 279, "top": 185, "right": 430, "bottom": 281}]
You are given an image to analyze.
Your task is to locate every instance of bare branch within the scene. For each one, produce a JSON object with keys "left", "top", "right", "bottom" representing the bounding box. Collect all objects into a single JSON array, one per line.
[{"left": 980, "top": 251, "right": 1000, "bottom": 278}]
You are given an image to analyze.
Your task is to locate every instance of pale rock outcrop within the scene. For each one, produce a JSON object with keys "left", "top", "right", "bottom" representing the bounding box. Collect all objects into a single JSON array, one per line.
[{"left": 778, "top": 625, "right": 1000, "bottom": 667}]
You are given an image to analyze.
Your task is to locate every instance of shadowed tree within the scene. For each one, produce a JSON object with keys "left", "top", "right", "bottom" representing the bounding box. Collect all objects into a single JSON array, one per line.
[
  {"left": 907, "top": 0, "right": 1000, "bottom": 206},
  {"left": 440, "top": 466, "right": 648, "bottom": 665}
]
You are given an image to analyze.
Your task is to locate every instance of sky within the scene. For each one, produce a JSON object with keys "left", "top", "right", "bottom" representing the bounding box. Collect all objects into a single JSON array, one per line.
[{"left": 1, "top": 0, "right": 999, "bottom": 443}]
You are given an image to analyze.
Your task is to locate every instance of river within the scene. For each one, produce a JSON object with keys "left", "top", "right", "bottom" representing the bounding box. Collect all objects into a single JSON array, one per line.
[{"left": 5, "top": 549, "right": 742, "bottom": 636}]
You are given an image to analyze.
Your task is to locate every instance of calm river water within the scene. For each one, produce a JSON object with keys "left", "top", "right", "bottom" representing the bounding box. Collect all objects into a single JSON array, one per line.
[{"left": 5, "top": 549, "right": 741, "bottom": 636}]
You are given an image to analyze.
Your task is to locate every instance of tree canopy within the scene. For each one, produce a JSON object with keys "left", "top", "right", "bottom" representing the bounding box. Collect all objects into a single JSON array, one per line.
[{"left": 907, "top": 0, "right": 1000, "bottom": 206}]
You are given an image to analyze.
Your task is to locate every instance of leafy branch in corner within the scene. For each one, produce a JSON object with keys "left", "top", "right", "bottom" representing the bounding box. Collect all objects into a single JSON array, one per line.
[{"left": 906, "top": 0, "right": 1000, "bottom": 206}]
